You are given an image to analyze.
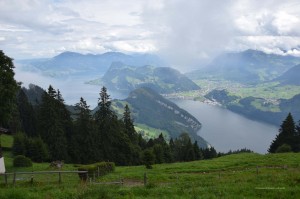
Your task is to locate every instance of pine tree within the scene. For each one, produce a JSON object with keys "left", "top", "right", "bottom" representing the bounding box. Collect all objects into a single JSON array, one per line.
[
  {"left": 38, "top": 86, "right": 69, "bottom": 161},
  {"left": 268, "top": 113, "right": 297, "bottom": 153},
  {"left": 94, "top": 87, "right": 133, "bottom": 165},
  {"left": 123, "top": 104, "right": 138, "bottom": 144},
  {"left": 193, "top": 141, "right": 203, "bottom": 160},
  {"left": 17, "top": 89, "right": 37, "bottom": 137},
  {"left": 71, "top": 97, "right": 98, "bottom": 163}
]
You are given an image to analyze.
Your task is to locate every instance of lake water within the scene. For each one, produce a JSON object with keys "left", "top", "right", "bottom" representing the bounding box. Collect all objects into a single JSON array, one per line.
[{"left": 173, "top": 100, "right": 278, "bottom": 154}]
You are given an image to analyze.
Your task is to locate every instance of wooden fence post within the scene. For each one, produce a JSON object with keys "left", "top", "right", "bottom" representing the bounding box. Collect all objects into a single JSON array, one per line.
[
  {"left": 4, "top": 173, "right": 8, "bottom": 186},
  {"left": 58, "top": 172, "right": 62, "bottom": 184},
  {"left": 144, "top": 172, "right": 147, "bottom": 186},
  {"left": 30, "top": 172, "right": 34, "bottom": 185},
  {"left": 97, "top": 167, "right": 100, "bottom": 177},
  {"left": 13, "top": 172, "right": 16, "bottom": 186}
]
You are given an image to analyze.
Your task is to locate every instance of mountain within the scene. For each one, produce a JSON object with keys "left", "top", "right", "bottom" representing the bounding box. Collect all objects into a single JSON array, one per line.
[
  {"left": 187, "top": 49, "right": 300, "bottom": 84},
  {"left": 205, "top": 89, "right": 300, "bottom": 126},
  {"left": 276, "top": 64, "right": 300, "bottom": 85},
  {"left": 16, "top": 51, "right": 167, "bottom": 77},
  {"left": 112, "top": 87, "right": 208, "bottom": 148},
  {"left": 88, "top": 62, "right": 200, "bottom": 95}
]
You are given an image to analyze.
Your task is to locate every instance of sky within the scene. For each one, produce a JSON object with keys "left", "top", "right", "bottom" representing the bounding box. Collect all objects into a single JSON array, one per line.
[{"left": 1, "top": 0, "right": 300, "bottom": 66}]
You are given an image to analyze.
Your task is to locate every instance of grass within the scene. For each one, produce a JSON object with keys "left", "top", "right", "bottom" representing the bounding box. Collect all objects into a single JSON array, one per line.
[
  {"left": 135, "top": 123, "right": 169, "bottom": 140},
  {"left": 1, "top": 152, "right": 300, "bottom": 198},
  {"left": 0, "top": 134, "right": 13, "bottom": 148}
]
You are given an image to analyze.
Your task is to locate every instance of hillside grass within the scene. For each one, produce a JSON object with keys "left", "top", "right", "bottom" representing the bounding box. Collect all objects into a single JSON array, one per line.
[
  {"left": 0, "top": 134, "right": 13, "bottom": 148},
  {"left": 135, "top": 123, "right": 169, "bottom": 140},
  {"left": 1, "top": 152, "right": 300, "bottom": 198}
]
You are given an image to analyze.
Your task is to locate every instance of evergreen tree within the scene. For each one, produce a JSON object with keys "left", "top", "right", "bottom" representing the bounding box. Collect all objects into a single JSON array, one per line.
[
  {"left": 38, "top": 85, "right": 69, "bottom": 161},
  {"left": 202, "top": 147, "right": 217, "bottom": 159},
  {"left": 26, "top": 137, "right": 49, "bottom": 162},
  {"left": 71, "top": 97, "right": 98, "bottom": 163},
  {"left": 193, "top": 141, "right": 203, "bottom": 160},
  {"left": 268, "top": 113, "right": 297, "bottom": 153},
  {"left": 94, "top": 87, "right": 133, "bottom": 165},
  {"left": 123, "top": 104, "right": 138, "bottom": 144},
  {"left": 12, "top": 132, "right": 27, "bottom": 156},
  {"left": 0, "top": 50, "right": 19, "bottom": 127},
  {"left": 17, "top": 89, "right": 37, "bottom": 137},
  {"left": 142, "top": 149, "right": 155, "bottom": 169}
]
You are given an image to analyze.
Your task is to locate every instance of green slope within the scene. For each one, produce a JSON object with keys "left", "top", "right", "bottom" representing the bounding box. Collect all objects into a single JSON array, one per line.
[
  {"left": 112, "top": 87, "right": 208, "bottom": 148},
  {"left": 1, "top": 153, "right": 300, "bottom": 198}
]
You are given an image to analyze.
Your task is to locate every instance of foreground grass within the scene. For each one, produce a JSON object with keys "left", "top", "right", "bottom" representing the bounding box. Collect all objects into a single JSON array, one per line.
[{"left": 1, "top": 153, "right": 300, "bottom": 198}]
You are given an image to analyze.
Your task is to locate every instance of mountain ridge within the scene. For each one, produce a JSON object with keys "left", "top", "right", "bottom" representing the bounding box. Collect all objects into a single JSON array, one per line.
[{"left": 187, "top": 49, "right": 300, "bottom": 84}]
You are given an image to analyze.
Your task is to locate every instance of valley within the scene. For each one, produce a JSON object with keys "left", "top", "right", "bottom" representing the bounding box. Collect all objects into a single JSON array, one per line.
[{"left": 14, "top": 49, "right": 300, "bottom": 151}]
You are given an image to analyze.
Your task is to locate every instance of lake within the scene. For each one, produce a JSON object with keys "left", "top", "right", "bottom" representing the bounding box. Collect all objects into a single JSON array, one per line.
[
  {"left": 173, "top": 100, "right": 278, "bottom": 154},
  {"left": 15, "top": 68, "right": 278, "bottom": 154}
]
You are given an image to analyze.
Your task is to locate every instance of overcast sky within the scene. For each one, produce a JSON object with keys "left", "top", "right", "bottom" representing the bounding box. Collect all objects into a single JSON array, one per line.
[{"left": 1, "top": 0, "right": 300, "bottom": 65}]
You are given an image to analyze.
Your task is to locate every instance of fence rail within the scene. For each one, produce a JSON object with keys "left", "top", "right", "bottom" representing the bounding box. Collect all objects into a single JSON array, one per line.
[{"left": 1, "top": 170, "right": 88, "bottom": 185}]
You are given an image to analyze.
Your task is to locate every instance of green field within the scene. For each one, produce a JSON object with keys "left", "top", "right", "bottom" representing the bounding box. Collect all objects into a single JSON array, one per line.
[
  {"left": 1, "top": 152, "right": 300, "bottom": 198},
  {"left": 194, "top": 79, "right": 300, "bottom": 100},
  {"left": 0, "top": 134, "right": 13, "bottom": 148}
]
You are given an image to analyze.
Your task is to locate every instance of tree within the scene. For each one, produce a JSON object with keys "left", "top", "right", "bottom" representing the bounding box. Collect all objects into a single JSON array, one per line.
[
  {"left": 123, "top": 104, "right": 138, "bottom": 144},
  {"left": 142, "top": 149, "right": 155, "bottom": 169},
  {"left": 193, "top": 141, "right": 203, "bottom": 160},
  {"left": 12, "top": 133, "right": 27, "bottom": 156},
  {"left": 71, "top": 97, "right": 98, "bottom": 164},
  {"left": 268, "top": 113, "right": 298, "bottom": 153},
  {"left": 26, "top": 137, "right": 49, "bottom": 162},
  {"left": 94, "top": 87, "right": 135, "bottom": 165},
  {"left": 17, "top": 89, "right": 37, "bottom": 137},
  {"left": 38, "top": 85, "right": 69, "bottom": 161},
  {"left": 0, "top": 50, "right": 19, "bottom": 127}
]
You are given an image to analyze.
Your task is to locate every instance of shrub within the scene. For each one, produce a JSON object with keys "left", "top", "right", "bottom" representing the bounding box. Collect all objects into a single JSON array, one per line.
[
  {"left": 142, "top": 149, "right": 155, "bottom": 169},
  {"left": 13, "top": 155, "right": 32, "bottom": 167},
  {"left": 78, "top": 162, "right": 115, "bottom": 181},
  {"left": 276, "top": 144, "right": 292, "bottom": 153}
]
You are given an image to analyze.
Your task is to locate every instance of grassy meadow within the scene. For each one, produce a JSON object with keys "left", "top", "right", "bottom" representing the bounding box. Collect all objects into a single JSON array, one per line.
[{"left": 1, "top": 151, "right": 300, "bottom": 198}]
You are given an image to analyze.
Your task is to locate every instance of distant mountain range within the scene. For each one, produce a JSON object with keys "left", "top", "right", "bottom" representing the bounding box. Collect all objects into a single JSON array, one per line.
[
  {"left": 16, "top": 51, "right": 167, "bottom": 77},
  {"left": 187, "top": 49, "right": 300, "bottom": 84},
  {"left": 87, "top": 62, "right": 200, "bottom": 95},
  {"left": 276, "top": 64, "right": 300, "bottom": 85}
]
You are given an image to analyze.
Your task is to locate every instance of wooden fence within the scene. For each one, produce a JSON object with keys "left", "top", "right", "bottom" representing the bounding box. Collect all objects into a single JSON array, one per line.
[{"left": 1, "top": 170, "right": 88, "bottom": 186}]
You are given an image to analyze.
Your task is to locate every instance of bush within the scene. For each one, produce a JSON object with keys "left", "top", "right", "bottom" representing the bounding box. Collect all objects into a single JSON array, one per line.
[
  {"left": 13, "top": 155, "right": 32, "bottom": 167},
  {"left": 142, "top": 149, "right": 155, "bottom": 169},
  {"left": 78, "top": 162, "right": 115, "bottom": 181},
  {"left": 276, "top": 144, "right": 292, "bottom": 153}
]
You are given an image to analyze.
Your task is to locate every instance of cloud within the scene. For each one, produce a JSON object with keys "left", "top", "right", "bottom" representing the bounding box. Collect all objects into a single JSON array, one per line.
[{"left": 1, "top": 0, "right": 300, "bottom": 64}]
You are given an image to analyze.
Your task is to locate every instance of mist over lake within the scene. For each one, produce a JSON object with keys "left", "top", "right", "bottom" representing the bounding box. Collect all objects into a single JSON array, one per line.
[
  {"left": 14, "top": 67, "right": 126, "bottom": 108},
  {"left": 173, "top": 100, "right": 278, "bottom": 154}
]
